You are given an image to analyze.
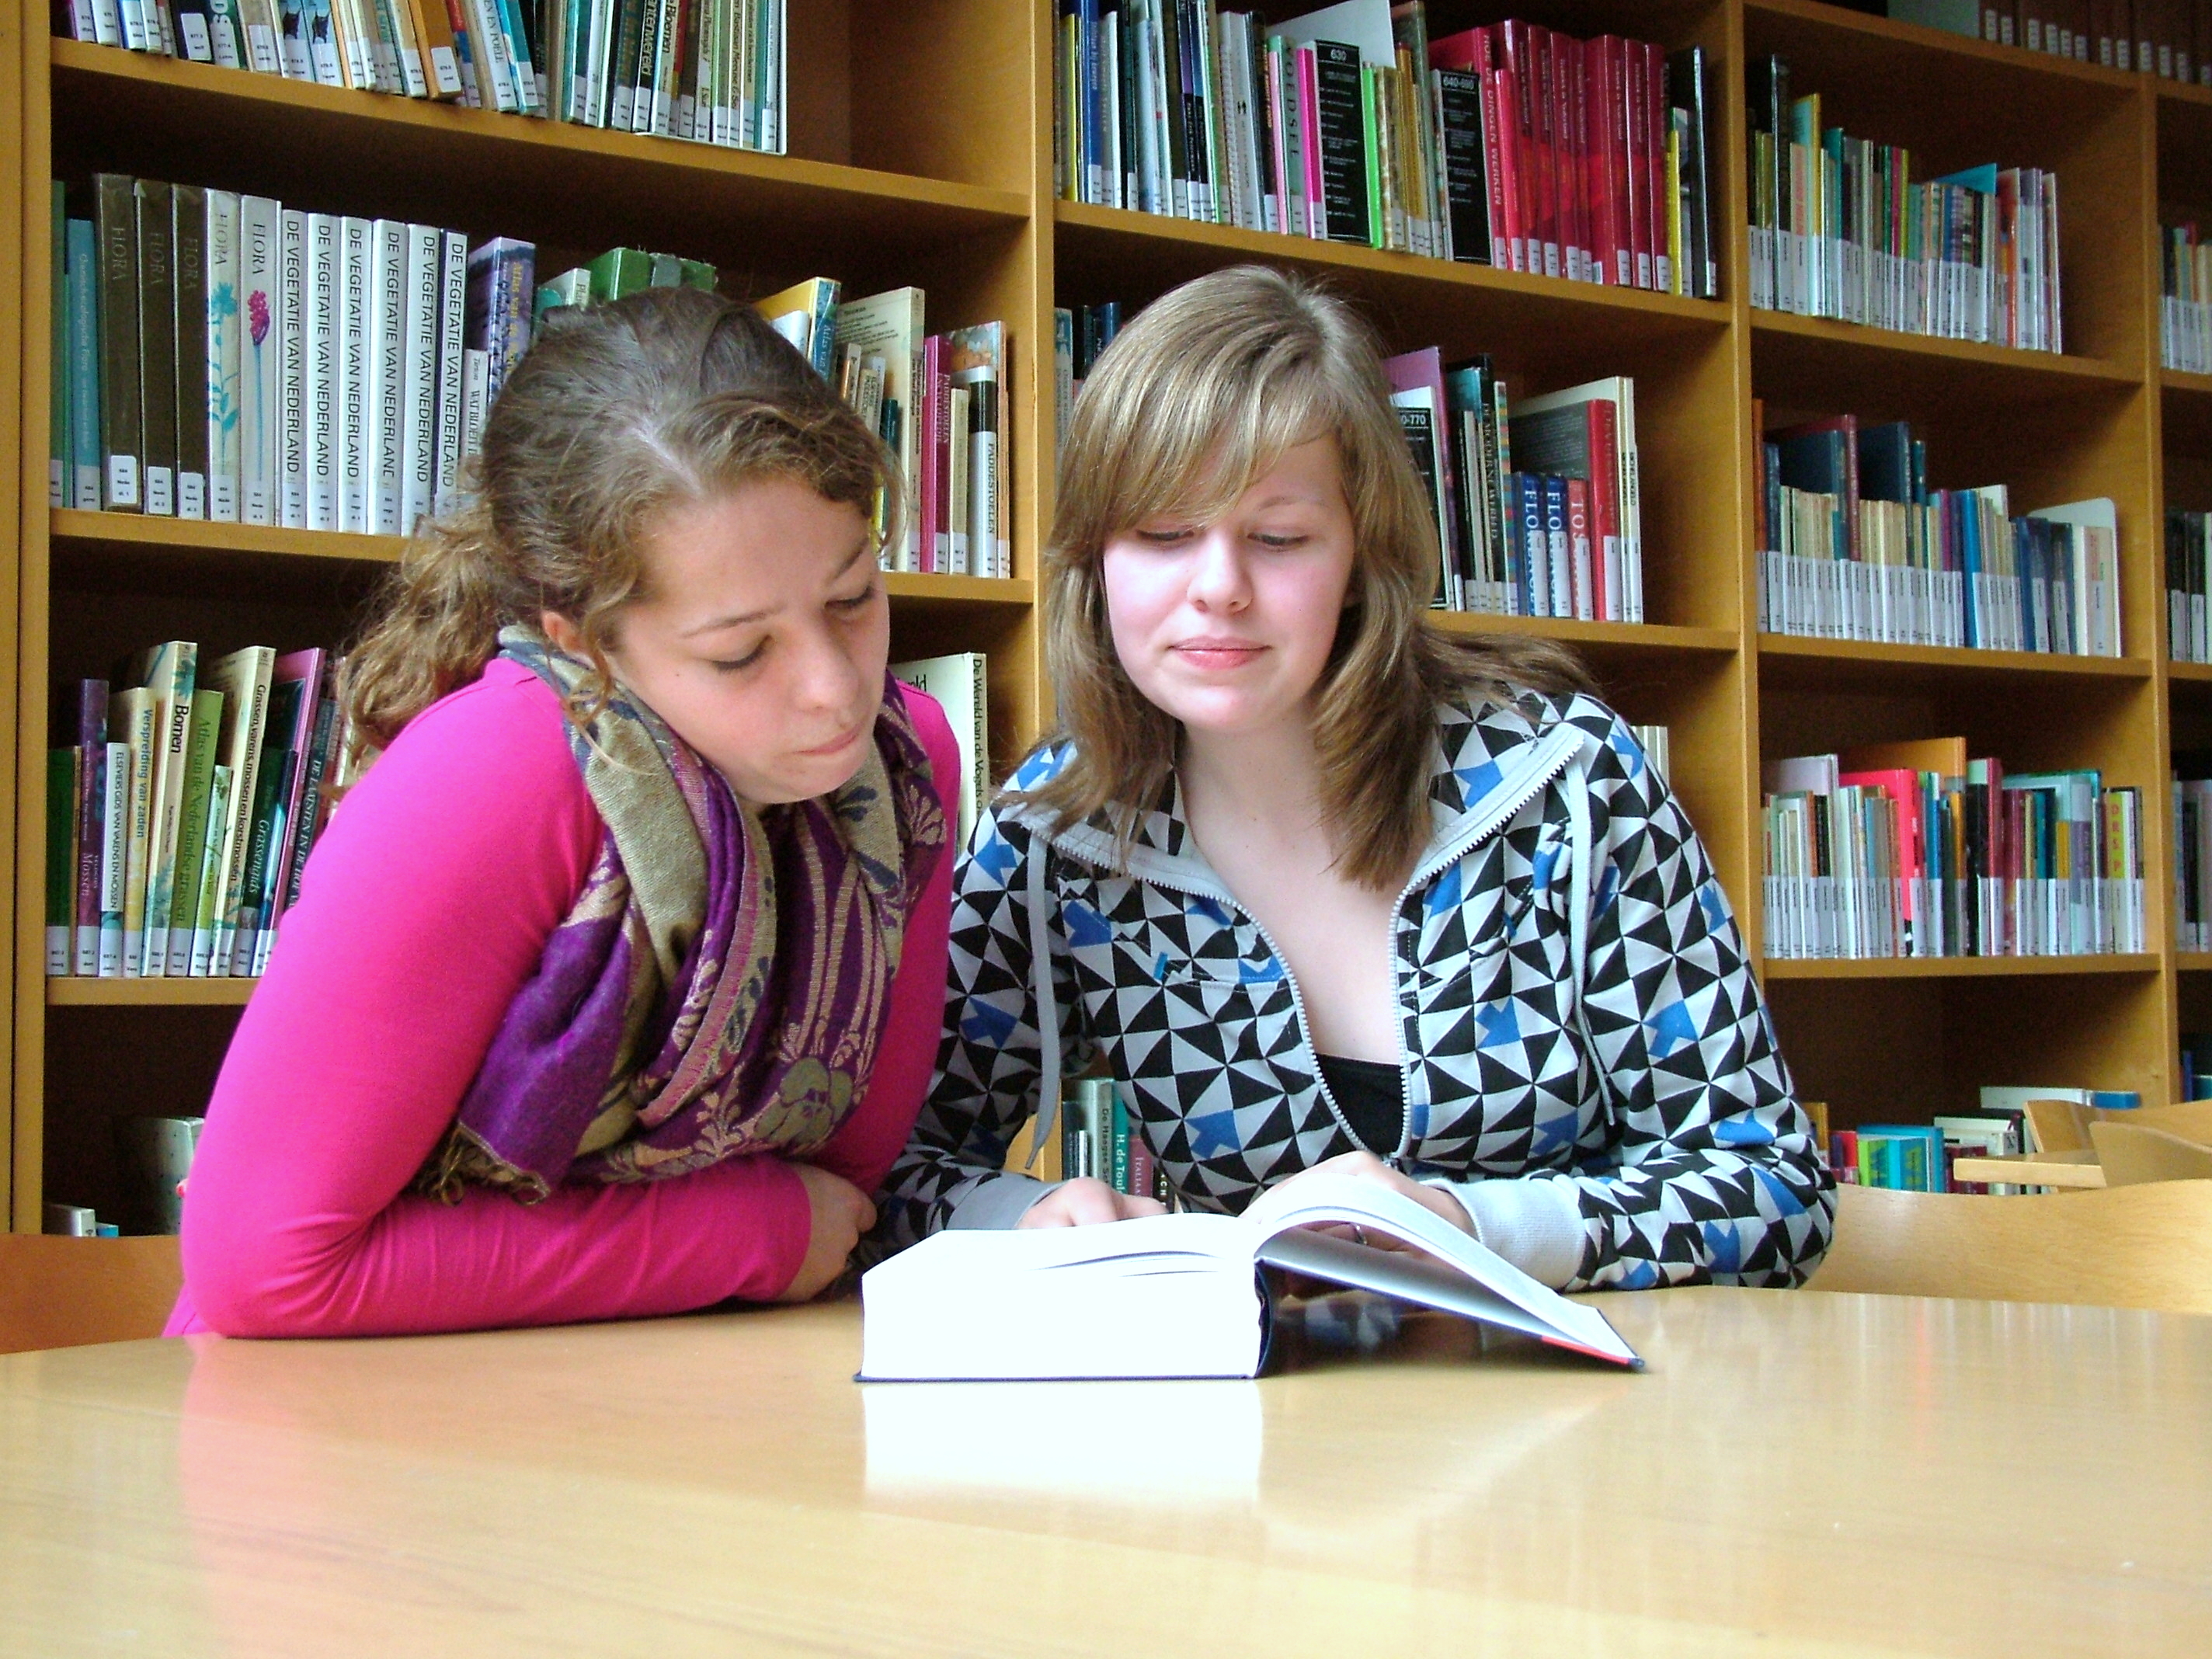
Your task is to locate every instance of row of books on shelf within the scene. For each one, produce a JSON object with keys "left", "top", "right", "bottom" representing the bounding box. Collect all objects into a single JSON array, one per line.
[
  {"left": 1744, "top": 53, "right": 2064, "bottom": 353},
  {"left": 1818, "top": 1084, "right": 2142, "bottom": 1195},
  {"left": 1752, "top": 406, "right": 2120, "bottom": 656},
  {"left": 51, "top": 171, "right": 559, "bottom": 527},
  {"left": 2166, "top": 510, "right": 2212, "bottom": 662},
  {"left": 888, "top": 653, "right": 990, "bottom": 847},
  {"left": 1054, "top": 301, "right": 1646, "bottom": 621},
  {"left": 61, "top": 0, "right": 788, "bottom": 152},
  {"left": 2167, "top": 752, "right": 2212, "bottom": 948},
  {"left": 1052, "top": 2, "right": 1719, "bottom": 298},
  {"left": 1762, "top": 739, "right": 2146, "bottom": 961},
  {"left": 47, "top": 644, "right": 361, "bottom": 981},
  {"left": 50, "top": 171, "right": 1013, "bottom": 577},
  {"left": 1890, "top": 0, "right": 2212, "bottom": 80},
  {"left": 2161, "top": 221, "right": 2212, "bottom": 374},
  {"left": 2178, "top": 1034, "right": 2212, "bottom": 1099}
]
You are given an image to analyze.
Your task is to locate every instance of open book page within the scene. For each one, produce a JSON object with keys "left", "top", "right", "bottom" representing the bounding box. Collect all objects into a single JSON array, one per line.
[{"left": 1242, "top": 1174, "right": 1642, "bottom": 1368}]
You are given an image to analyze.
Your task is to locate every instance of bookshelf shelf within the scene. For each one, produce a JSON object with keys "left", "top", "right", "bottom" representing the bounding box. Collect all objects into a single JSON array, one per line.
[
  {"left": 2169, "top": 663, "right": 2212, "bottom": 683},
  {"left": 1439, "top": 614, "right": 1736, "bottom": 656},
  {"left": 1055, "top": 201, "right": 1730, "bottom": 360},
  {"left": 1758, "top": 634, "right": 2156, "bottom": 687},
  {"left": 51, "top": 41, "right": 1030, "bottom": 269},
  {"left": 1763, "top": 955, "right": 2162, "bottom": 981},
  {"left": 46, "top": 510, "right": 1031, "bottom": 608},
  {"left": 46, "top": 979, "right": 256, "bottom": 1007},
  {"left": 1749, "top": 312, "right": 2140, "bottom": 424},
  {"left": 2177, "top": 954, "right": 2212, "bottom": 972},
  {"left": 1743, "top": 0, "right": 2139, "bottom": 96}
]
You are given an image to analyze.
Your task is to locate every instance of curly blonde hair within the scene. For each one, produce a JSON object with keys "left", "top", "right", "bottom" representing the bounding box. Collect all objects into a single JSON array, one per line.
[
  {"left": 346, "top": 285, "right": 900, "bottom": 750},
  {"left": 1031, "top": 265, "right": 1586, "bottom": 889}
]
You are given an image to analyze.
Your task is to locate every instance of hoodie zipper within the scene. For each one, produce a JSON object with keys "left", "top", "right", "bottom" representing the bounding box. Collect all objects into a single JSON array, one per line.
[{"left": 1039, "top": 722, "right": 1586, "bottom": 1163}]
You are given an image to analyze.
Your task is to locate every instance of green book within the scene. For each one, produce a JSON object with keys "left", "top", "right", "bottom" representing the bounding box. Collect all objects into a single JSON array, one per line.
[
  {"left": 586, "top": 246, "right": 655, "bottom": 303},
  {"left": 190, "top": 763, "right": 234, "bottom": 976},
  {"left": 1360, "top": 65, "right": 1383, "bottom": 252},
  {"left": 67, "top": 216, "right": 101, "bottom": 510},
  {"left": 166, "top": 687, "right": 224, "bottom": 977},
  {"left": 47, "top": 748, "right": 77, "bottom": 976}
]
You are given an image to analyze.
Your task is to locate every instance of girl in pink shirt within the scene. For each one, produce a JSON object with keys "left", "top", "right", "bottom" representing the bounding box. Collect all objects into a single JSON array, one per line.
[{"left": 171, "top": 287, "right": 957, "bottom": 1337}]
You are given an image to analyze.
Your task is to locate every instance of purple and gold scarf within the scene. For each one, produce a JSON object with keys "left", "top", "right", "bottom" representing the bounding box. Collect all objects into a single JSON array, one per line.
[{"left": 417, "top": 625, "right": 947, "bottom": 1202}]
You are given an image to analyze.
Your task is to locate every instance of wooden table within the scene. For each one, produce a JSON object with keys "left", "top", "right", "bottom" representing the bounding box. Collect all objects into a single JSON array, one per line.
[
  {"left": 3, "top": 1288, "right": 2207, "bottom": 1656},
  {"left": 1952, "top": 1148, "right": 2109, "bottom": 1189}
]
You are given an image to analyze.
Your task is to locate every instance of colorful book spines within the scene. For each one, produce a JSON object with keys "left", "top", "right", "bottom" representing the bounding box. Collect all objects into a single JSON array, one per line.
[{"left": 61, "top": 0, "right": 789, "bottom": 152}]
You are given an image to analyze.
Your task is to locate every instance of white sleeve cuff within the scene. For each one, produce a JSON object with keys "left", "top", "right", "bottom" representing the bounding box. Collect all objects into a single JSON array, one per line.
[
  {"left": 944, "top": 1172, "right": 1063, "bottom": 1230},
  {"left": 1429, "top": 1177, "right": 1587, "bottom": 1289}
]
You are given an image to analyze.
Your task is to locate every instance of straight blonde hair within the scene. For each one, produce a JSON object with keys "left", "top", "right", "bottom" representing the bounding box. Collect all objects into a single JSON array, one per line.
[{"left": 1031, "top": 265, "right": 1586, "bottom": 889}]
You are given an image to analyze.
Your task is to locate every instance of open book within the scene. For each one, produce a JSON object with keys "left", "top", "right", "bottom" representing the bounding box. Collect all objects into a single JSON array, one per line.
[{"left": 859, "top": 1173, "right": 1641, "bottom": 1380}]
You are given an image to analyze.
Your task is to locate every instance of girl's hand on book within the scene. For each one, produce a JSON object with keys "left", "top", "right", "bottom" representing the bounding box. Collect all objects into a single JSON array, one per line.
[
  {"left": 776, "top": 1164, "right": 878, "bottom": 1303},
  {"left": 1017, "top": 1177, "right": 1167, "bottom": 1229},
  {"left": 1281, "top": 1151, "right": 1475, "bottom": 1250}
]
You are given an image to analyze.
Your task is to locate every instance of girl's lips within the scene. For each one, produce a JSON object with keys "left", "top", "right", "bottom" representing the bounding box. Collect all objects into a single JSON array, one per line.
[
  {"left": 1173, "top": 639, "right": 1267, "bottom": 668},
  {"left": 795, "top": 719, "right": 870, "bottom": 758}
]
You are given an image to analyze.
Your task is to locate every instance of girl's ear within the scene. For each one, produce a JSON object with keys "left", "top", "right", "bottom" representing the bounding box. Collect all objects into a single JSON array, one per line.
[{"left": 541, "top": 610, "right": 588, "bottom": 656}]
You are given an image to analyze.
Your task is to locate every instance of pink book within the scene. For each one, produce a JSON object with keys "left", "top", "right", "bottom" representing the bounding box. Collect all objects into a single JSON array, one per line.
[
  {"left": 1297, "top": 45, "right": 1325, "bottom": 240},
  {"left": 1838, "top": 767, "right": 1927, "bottom": 952},
  {"left": 1383, "top": 346, "right": 1458, "bottom": 558},
  {"left": 917, "top": 335, "right": 944, "bottom": 575},
  {"left": 1643, "top": 40, "right": 1671, "bottom": 293}
]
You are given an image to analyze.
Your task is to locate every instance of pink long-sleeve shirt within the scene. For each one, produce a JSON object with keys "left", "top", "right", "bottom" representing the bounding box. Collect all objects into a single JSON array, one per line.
[{"left": 169, "top": 659, "right": 956, "bottom": 1337}]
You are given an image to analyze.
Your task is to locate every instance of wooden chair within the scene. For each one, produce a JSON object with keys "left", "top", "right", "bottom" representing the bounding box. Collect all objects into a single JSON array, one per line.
[
  {"left": 2123, "top": 1100, "right": 2212, "bottom": 1146},
  {"left": 0, "top": 1237, "right": 183, "bottom": 1355},
  {"left": 1808, "top": 1182, "right": 2212, "bottom": 1316},
  {"left": 2089, "top": 1122, "right": 2212, "bottom": 1187}
]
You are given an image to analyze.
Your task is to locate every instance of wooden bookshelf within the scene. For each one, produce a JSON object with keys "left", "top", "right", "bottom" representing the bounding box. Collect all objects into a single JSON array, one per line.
[{"left": 9, "top": 0, "right": 2212, "bottom": 1228}]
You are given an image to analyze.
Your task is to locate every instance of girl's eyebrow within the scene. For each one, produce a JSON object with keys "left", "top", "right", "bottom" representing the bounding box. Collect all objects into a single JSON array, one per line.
[{"left": 680, "top": 537, "right": 871, "bottom": 636}]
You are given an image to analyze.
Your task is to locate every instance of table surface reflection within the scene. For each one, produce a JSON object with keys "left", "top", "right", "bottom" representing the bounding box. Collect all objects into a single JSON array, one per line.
[{"left": 2, "top": 1287, "right": 2207, "bottom": 1656}]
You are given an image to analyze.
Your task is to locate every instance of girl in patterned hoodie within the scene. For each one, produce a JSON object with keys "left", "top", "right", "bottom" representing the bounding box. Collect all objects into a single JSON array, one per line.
[{"left": 878, "top": 266, "right": 1833, "bottom": 1291}]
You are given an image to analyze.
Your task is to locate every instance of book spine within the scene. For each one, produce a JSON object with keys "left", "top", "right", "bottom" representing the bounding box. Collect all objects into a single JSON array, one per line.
[
  {"left": 110, "top": 690, "right": 156, "bottom": 977},
  {"left": 73, "top": 682, "right": 108, "bottom": 976},
  {"left": 99, "top": 740, "right": 129, "bottom": 979},
  {"left": 400, "top": 223, "right": 443, "bottom": 534},
  {"left": 47, "top": 751, "right": 77, "bottom": 977},
  {"left": 68, "top": 219, "right": 104, "bottom": 512},
  {"left": 172, "top": 185, "right": 210, "bottom": 520},
  {"left": 136, "top": 181, "right": 178, "bottom": 518},
  {"left": 435, "top": 230, "right": 468, "bottom": 516},
  {"left": 280, "top": 207, "right": 308, "bottom": 527},
  {"left": 370, "top": 220, "right": 408, "bottom": 535},
  {"left": 95, "top": 175, "right": 143, "bottom": 513},
  {"left": 339, "top": 217, "right": 370, "bottom": 532},
  {"left": 214, "top": 671, "right": 272, "bottom": 976},
  {"left": 307, "top": 214, "right": 340, "bottom": 531},
  {"left": 167, "top": 689, "right": 224, "bottom": 977},
  {"left": 238, "top": 196, "right": 278, "bottom": 525}
]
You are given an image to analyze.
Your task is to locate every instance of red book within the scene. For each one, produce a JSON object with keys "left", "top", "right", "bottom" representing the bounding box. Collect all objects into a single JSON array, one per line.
[
  {"left": 1643, "top": 40, "right": 1671, "bottom": 294},
  {"left": 1584, "top": 398, "right": 1622, "bottom": 621},
  {"left": 1497, "top": 23, "right": 1550, "bottom": 278},
  {"left": 1585, "top": 38, "right": 1628, "bottom": 287},
  {"left": 1560, "top": 30, "right": 1593, "bottom": 282},
  {"left": 1622, "top": 38, "right": 1654, "bottom": 288},
  {"left": 917, "top": 334, "right": 944, "bottom": 574},
  {"left": 1530, "top": 26, "right": 1562, "bottom": 278}
]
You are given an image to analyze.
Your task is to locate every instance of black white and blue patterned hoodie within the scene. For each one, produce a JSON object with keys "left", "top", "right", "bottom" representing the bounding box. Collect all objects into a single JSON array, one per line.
[{"left": 877, "top": 688, "right": 1835, "bottom": 1291}]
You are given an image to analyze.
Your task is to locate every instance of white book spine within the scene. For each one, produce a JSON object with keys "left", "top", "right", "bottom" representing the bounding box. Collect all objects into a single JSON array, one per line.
[
  {"left": 279, "top": 208, "right": 308, "bottom": 528},
  {"left": 239, "top": 195, "right": 281, "bottom": 527},
  {"left": 399, "top": 223, "right": 442, "bottom": 534},
  {"left": 461, "top": 347, "right": 490, "bottom": 467},
  {"left": 434, "top": 229, "right": 468, "bottom": 517},
  {"left": 465, "top": 0, "right": 518, "bottom": 113},
  {"left": 339, "top": 217, "right": 370, "bottom": 533},
  {"left": 89, "top": 0, "right": 124, "bottom": 47},
  {"left": 369, "top": 220, "right": 407, "bottom": 535},
  {"left": 307, "top": 214, "right": 340, "bottom": 531},
  {"left": 205, "top": 190, "right": 242, "bottom": 523}
]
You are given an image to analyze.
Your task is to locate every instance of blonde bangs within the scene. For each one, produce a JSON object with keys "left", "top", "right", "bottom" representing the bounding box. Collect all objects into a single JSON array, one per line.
[{"left": 1031, "top": 266, "right": 1588, "bottom": 886}]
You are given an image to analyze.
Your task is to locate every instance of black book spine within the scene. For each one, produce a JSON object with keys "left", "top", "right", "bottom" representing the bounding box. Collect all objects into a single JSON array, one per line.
[
  {"left": 1313, "top": 40, "right": 1370, "bottom": 245},
  {"left": 1435, "top": 69, "right": 1490, "bottom": 266},
  {"left": 1159, "top": 0, "right": 1188, "bottom": 215},
  {"left": 94, "top": 174, "right": 143, "bottom": 513},
  {"left": 172, "top": 183, "right": 209, "bottom": 520}
]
